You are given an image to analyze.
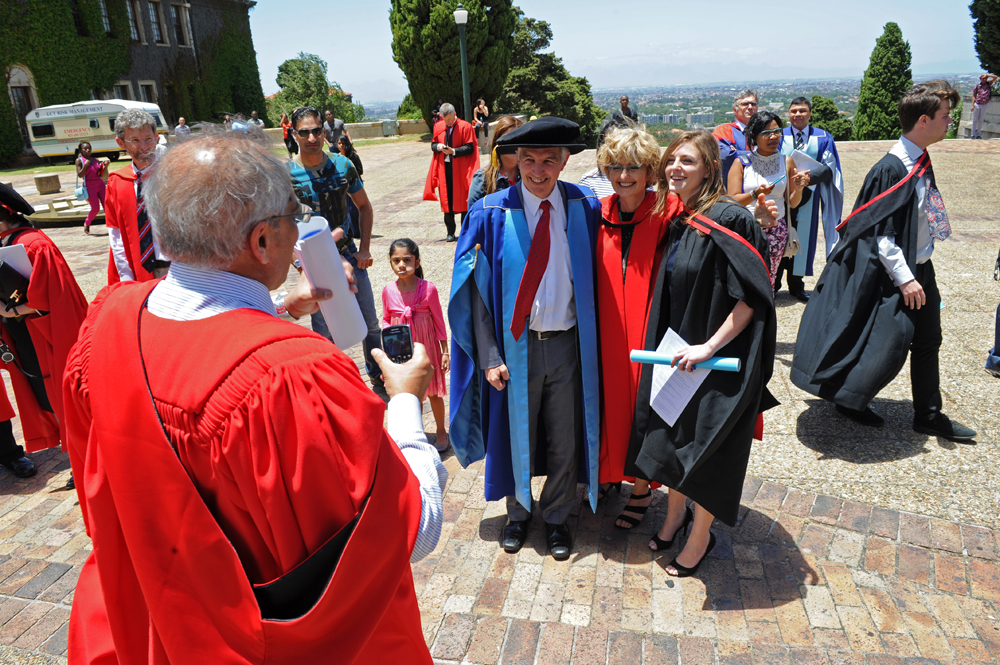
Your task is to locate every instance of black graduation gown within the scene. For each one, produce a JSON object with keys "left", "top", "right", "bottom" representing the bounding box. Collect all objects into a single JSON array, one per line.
[
  {"left": 790, "top": 151, "right": 928, "bottom": 410},
  {"left": 625, "top": 201, "right": 777, "bottom": 526}
]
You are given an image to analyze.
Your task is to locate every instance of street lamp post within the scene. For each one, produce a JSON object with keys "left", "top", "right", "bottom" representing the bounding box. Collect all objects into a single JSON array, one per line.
[{"left": 453, "top": 4, "right": 472, "bottom": 123}]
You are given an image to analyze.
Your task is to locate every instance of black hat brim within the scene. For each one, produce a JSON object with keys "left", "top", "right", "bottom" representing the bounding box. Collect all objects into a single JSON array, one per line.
[
  {"left": 0, "top": 183, "right": 34, "bottom": 217},
  {"left": 495, "top": 143, "right": 587, "bottom": 156}
]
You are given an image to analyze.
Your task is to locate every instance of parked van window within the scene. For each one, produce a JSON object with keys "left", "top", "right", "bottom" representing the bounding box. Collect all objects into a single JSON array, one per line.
[{"left": 31, "top": 124, "right": 54, "bottom": 138}]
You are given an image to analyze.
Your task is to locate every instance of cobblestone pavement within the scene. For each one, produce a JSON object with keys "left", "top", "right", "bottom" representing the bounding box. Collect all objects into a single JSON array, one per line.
[{"left": 0, "top": 137, "right": 997, "bottom": 663}]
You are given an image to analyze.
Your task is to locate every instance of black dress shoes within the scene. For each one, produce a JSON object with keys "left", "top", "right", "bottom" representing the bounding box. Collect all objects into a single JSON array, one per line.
[
  {"left": 790, "top": 289, "right": 810, "bottom": 302},
  {"left": 502, "top": 519, "right": 530, "bottom": 553},
  {"left": 446, "top": 234, "right": 457, "bottom": 242},
  {"left": 914, "top": 413, "right": 977, "bottom": 443},
  {"left": 835, "top": 404, "right": 884, "bottom": 427},
  {"left": 1, "top": 457, "right": 36, "bottom": 478},
  {"left": 546, "top": 523, "right": 572, "bottom": 561}
]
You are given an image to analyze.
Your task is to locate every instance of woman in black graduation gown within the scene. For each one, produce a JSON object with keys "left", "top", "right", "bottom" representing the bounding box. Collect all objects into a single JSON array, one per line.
[{"left": 625, "top": 130, "right": 777, "bottom": 577}]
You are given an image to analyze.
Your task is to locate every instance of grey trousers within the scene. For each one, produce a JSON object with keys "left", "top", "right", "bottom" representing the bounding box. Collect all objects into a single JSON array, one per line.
[{"left": 506, "top": 329, "right": 583, "bottom": 525}]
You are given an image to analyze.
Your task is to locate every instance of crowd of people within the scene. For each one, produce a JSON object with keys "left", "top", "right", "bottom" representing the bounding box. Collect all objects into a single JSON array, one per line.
[{"left": 0, "top": 77, "right": 989, "bottom": 662}]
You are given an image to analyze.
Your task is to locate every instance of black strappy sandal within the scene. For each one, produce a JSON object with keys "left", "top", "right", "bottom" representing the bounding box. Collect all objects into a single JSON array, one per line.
[
  {"left": 666, "top": 532, "right": 716, "bottom": 578},
  {"left": 598, "top": 481, "right": 622, "bottom": 502},
  {"left": 614, "top": 488, "right": 653, "bottom": 530},
  {"left": 649, "top": 507, "right": 693, "bottom": 551}
]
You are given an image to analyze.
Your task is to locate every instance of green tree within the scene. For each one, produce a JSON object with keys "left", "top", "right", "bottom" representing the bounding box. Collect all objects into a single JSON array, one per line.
[
  {"left": 947, "top": 96, "right": 964, "bottom": 139},
  {"left": 390, "top": 0, "right": 516, "bottom": 125},
  {"left": 810, "top": 96, "right": 853, "bottom": 142},
  {"left": 397, "top": 93, "right": 424, "bottom": 120},
  {"left": 971, "top": 0, "right": 1000, "bottom": 75},
  {"left": 853, "top": 22, "right": 912, "bottom": 141},
  {"left": 265, "top": 53, "right": 364, "bottom": 124},
  {"left": 494, "top": 9, "right": 604, "bottom": 146}
]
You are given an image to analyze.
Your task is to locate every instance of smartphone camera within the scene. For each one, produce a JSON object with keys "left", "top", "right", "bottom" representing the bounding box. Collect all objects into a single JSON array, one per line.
[{"left": 381, "top": 324, "right": 413, "bottom": 364}]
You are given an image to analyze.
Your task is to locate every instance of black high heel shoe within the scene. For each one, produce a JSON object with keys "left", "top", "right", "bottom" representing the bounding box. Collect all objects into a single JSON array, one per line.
[
  {"left": 597, "top": 481, "right": 622, "bottom": 502},
  {"left": 666, "top": 531, "right": 716, "bottom": 578},
  {"left": 615, "top": 487, "right": 653, "bottom": 530},
  {"left": 649, "top": 507, "right": 693, "bottom": 551}
]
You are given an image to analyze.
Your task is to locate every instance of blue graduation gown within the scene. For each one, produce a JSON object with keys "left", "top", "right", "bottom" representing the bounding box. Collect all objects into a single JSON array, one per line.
[
  {"left": 780, "top": 126, "right": 844, "bottom": 275},
  {"left": 449, "top": 182, "right": 602, "bottom": 514}
]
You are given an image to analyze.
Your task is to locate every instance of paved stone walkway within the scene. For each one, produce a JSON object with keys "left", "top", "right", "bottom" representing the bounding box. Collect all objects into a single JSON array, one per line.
[{"left": 0, "top": 136, "right": 996, "bottom": 663}]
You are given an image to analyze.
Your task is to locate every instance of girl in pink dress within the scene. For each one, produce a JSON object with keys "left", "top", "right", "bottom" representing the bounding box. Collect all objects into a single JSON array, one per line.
[{"left": 382, "top": 239, "right": 450, "bottom": 451}]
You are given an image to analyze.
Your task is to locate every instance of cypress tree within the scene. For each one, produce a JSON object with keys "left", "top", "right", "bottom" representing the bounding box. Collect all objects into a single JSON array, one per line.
[
  {"left": 971, "top": 0, "right": 1000, "bottom": 75},
  {"left": 853, "top": 22, "right": 912, "bottom": 141},
  {"left": 390, "top": 0, "right": 516, "bottom": 125}
]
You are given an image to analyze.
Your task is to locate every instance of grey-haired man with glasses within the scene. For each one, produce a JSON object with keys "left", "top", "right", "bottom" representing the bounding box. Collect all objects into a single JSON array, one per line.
[
  {"left": 714, "top": 89, "right": 758, "bottom": 181},
  {"left": 105, "top": 108, "right": 172, "bottom": 284}
]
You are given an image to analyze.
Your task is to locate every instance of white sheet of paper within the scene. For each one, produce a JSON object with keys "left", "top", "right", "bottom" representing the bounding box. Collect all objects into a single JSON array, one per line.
[
  {"left": 649, "top": 328, "right": 709, "bottom": 427},
  {"left": 0, "top": 244, "right": 31, "bottom": 279},
  {"left": 790, "top": 149, "right": 822, "bottom": 174}
]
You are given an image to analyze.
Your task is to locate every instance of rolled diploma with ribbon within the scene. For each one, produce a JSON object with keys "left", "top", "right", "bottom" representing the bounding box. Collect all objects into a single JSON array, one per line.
[{"left": 630, "top": 350, "right": 741, "bottom": 372}]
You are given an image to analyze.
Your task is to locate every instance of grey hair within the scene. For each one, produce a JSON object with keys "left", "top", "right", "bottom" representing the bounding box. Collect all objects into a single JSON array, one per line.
[
  {"left": 144, "top": 131, "right": 294, "bottom": 269},
  {"left": 733, "top": 89, "right": 758, "bottom": 106},
  {"left": 115, "top": 108, "right": 156, "bottom": 139},
  {"left": 439, "top": 103, "right": 456, "bottom": 116}
]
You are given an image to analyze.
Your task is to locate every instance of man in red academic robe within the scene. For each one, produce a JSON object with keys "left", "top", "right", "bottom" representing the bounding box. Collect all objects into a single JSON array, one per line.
[
  {"left": 0, "top": 184, "right": 88, "bottom": 478},
  {"left": 64, "top": 133, "right": 445, "bottom": 663},
  {"left": 424, "top": 102, "right": 479, "bottom": 241},
  {"left": 105, "top": 108, "right": 169, "bottom": 284}
]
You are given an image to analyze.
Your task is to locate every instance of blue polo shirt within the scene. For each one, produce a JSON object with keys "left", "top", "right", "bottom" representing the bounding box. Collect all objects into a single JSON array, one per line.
[{"left": 288, "top": 154, "right": 364, "bottom": 239}]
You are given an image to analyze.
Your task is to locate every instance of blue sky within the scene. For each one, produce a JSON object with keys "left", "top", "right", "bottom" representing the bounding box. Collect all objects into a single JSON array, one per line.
[{"left": 249, "top": 1, "right": 983, "bottom": 103}]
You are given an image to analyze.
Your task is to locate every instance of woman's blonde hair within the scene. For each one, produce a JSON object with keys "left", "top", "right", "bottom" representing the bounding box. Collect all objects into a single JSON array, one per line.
[
  {"left": 485, "top": 116, "right": 525, "bottom": 195},
  {"left": 596, "top": 125, "right": 660, "bottom": 181},
  {"left": 655, "top": 129, "right": 726, "bottom": 218}
]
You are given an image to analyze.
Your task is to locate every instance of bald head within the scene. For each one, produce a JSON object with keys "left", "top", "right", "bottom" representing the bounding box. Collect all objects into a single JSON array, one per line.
[{"left": 144, "top": 133, "right": 294, "bottom": 269}]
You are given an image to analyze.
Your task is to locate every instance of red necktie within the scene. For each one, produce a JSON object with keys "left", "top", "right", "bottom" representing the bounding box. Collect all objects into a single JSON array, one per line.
[{"left": 511, "top": 200, "right": 552, "bottom": 341}]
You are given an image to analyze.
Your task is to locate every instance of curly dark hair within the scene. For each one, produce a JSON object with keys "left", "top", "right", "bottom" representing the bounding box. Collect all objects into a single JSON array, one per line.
[{"left": 745, "top": 110, "right": 784, "bottom": 149}]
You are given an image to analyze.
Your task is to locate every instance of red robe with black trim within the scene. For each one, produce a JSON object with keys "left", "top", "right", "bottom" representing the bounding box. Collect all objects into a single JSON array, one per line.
[
  {"left": 596, "top": 191, "right": 683, "bottom": 483},
  {"left": 105, "top": 165, "right": 156, "bottom": 284},
  {"left": 0, "top": 226, "right": 88, "bottom": 451},
  {"left": 423, "top": 118, "right": 479, "bottom": 213},
  {"left": 63, "top": 281, "right": 431, "bottom": 664}
]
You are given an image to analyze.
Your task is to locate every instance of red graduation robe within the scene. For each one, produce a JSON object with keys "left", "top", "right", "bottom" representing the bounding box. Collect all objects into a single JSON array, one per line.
[
  {"left": 423, "top": 118, "right": 479, "bottom": 213},
  {"left": 0, "top": 226, "right": 88, "bottom": 451},
  {"left": 596, "top": 191, "right": 683, "bottom": 483},
  {"left": 105, "top": 165, "right": 156, "bottom": 285},
  {"left": 64, "top": 280, "right": 431, "bottom": 664}
]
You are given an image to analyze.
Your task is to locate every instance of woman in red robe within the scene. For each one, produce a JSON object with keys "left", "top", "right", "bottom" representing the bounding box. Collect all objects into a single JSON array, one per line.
[
  {"left": 595, "top": 127, "right": 682, "bottom": 529},
  {"left": 423, "top": 102, "right": 479, "bottom": 241},
  {"left": 0, "top": 185, "right": 88, "bottom": 476}
]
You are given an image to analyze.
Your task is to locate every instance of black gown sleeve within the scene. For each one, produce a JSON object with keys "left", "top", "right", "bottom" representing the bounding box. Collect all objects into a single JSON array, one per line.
[{"left": 452, "top": 142, "right": 475, "bottom": 157}]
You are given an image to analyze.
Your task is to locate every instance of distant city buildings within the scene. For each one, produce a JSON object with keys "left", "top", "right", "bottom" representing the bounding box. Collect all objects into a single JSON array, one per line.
[
  {"left": 686, "top": 112, "right": 715, "bottom": 125},
  {"left": 640, "top": 113, "right": 679, "bottom": 125}
]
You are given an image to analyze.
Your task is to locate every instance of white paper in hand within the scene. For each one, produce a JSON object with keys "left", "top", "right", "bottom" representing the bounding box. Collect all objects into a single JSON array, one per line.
[
  {"left": 293, "top": 216, "right": 367, "bottom": 350},
  {"left": 0, "top": 244, "right": 32, "bottom": 279},
  {"left": 649, "top": 328, "right": 710, "bottom": 426},
  {"left": 790, "top": 149, "right": 822, "bottom": 176}
]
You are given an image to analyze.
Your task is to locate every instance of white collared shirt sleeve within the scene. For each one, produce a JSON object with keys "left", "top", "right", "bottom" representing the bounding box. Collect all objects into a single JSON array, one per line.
[
  {"left": 108, "top": 227, "right": 135, "bottom": 281},
  {"left": 386, "top": 393, "right": 448, "bottom": 563},
  {"left": 876, "top": 235, "right": 914, "bottom": 286}
]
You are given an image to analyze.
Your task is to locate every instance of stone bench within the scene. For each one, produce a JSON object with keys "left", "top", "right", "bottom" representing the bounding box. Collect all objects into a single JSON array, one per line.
[{"left": 33, "top": 174, "right": 61, "bottom": 195}]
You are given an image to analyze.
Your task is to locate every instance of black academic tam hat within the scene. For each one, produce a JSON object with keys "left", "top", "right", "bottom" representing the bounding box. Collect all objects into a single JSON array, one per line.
[
  {"left": 0, "top": 182, "right": 34, "bottom": 217},
  {"left": 495, "top": 116, "right": 587, "bottom": 155}
]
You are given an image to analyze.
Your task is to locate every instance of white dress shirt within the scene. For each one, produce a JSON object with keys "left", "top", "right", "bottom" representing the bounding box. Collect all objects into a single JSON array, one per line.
[
  {"left": 877, "top": 136, "right": 933, "bottom": 287},
  {"left": 147, "top": 263, "right": 448, "bottom": 562},
  {"left": 792, "top": 125, "right": 809, "bottom": 148},
  {"left": 109, "top": 161, "right": 167, "bottom": 281},
  {"left": 519, "top": 181, "right": 576, "bottom": 332}
]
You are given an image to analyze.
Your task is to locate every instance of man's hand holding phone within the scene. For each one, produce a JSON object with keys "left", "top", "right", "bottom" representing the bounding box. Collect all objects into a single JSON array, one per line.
[{"left": 372, "top": 342, "right": 433, "bottom": 402}]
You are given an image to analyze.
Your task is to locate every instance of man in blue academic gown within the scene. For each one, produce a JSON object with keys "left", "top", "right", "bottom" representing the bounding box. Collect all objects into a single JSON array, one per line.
[
  {"left": 777, "top": 97, "right": 844, "bottom": 301},
  {"left": 449, "top": 117, "right": 601, "bottom": 560},
  {"left": 713, "top": 89, "right": 757, "bottom": 181}
]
